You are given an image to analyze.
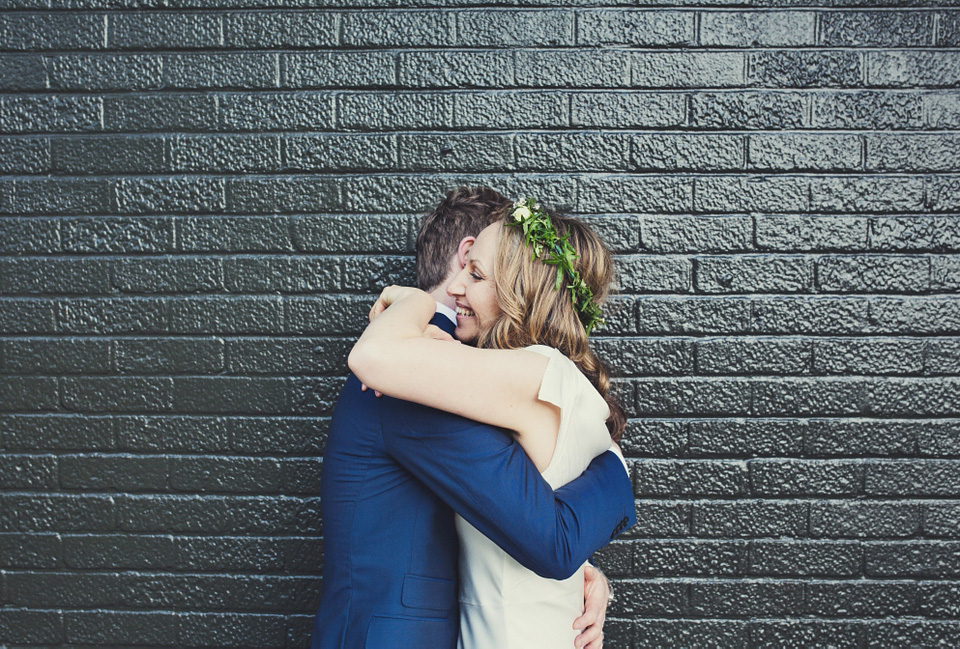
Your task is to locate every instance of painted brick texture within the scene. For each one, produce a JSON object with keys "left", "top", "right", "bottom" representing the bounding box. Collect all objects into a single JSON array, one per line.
[{"left": 1, "top": 2, "right": 959, "bottom": 649}]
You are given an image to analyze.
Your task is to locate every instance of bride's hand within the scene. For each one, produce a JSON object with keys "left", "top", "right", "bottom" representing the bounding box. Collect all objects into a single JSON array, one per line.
[{"left": 369, "top": 285, "right": 425, "bottom": 322}]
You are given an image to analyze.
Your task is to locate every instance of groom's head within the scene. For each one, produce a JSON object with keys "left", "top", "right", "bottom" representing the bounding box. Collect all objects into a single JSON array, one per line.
[{"left": 416, "top": 186, "right": 510, "bottom": 307}]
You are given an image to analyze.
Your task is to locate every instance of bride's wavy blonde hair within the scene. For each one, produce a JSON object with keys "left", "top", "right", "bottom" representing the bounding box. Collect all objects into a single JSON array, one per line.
[{"left": 477, "top": 209, "right": 626, "bottom": 442}]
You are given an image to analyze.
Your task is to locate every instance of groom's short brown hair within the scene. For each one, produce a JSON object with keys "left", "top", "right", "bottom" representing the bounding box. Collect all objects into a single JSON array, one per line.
[{"left": 416, "top": 186, "right": 511, "bottom": 292}]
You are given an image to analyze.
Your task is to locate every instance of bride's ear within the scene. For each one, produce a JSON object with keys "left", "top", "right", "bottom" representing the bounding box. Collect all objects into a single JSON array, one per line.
[{"left": 456, "top": 236, "right": 476, "bottom": 268}]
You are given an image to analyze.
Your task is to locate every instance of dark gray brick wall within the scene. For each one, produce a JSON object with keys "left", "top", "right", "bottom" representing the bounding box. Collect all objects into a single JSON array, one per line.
[{"left": 1, "top": 3, "right": 958, "bottom": 648}]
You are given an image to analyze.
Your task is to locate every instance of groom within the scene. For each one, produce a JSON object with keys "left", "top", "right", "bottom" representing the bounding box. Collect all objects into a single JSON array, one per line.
[{"left": 310, "top": 187, "right": 636, "bottom": 649}]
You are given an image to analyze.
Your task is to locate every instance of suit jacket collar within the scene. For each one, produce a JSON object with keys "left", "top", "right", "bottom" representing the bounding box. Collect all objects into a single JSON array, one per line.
[{"left": 430, "top": 311, "right": 457, "bottom": 337}]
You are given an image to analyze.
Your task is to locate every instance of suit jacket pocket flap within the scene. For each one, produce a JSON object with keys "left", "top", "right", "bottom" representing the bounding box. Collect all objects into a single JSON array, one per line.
[{"left": 402, "top": 574, "right": 455, "bottom": 612}]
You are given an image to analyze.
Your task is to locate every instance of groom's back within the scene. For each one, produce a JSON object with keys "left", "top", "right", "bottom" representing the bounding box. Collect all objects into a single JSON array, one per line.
[{"left": 311, "top": 373, "right": 460, "bottom": 649}]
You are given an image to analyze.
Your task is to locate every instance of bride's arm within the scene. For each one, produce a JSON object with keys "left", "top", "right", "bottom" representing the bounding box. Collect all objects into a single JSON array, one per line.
[{"left": 348, "top": 286, "right": 560, "bottom": 470}]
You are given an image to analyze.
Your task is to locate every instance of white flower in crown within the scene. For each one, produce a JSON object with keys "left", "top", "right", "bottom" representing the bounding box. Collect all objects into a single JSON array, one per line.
[
  {"left": 534, "top": 202, "right": 541, "bottom": 209},
  {"left": 514, "top": 199, "right": 526, "bottom": 208},
  {"left": 513, "top": 206, "right": 531, "bottom": 221}
]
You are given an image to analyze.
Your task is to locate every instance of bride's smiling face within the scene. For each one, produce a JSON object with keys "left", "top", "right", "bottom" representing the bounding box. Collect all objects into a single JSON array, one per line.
[{"left": 447, "top": 222, "right": 501, "bottom": 344}]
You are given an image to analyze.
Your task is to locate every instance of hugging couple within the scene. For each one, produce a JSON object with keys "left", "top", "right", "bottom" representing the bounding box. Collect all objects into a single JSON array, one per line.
[{"left": 311, "top": 186, "right": 636, "bottom": 649}]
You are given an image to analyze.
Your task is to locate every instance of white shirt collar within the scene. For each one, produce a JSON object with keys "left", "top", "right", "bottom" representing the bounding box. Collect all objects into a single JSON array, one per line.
[{"left": 435, "top": 302, "right": 457, "bottom": 326}]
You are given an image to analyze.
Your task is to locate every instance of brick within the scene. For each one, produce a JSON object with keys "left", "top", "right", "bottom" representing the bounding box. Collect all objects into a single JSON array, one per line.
[
  {"left": 749, "top": 133, "right": 861, "bottom": 171},
  {"left": 868, "top": 134, "right": 960, "bottom": 172},
  {"left": 13, "top": 178, "right": 113, "bottom": 215},
  {"left": 401, "top": 51, "right": 511, "bottom": 88},
  {"left": 635, "top": 459, "right": 746, "bottom": 496},
  {"left": 702, "top": 11, "right": 815, "bottom": 47},
  {"left": 627, "top": 501, "right": 690, "bottom": 538},
  {"left": 399, "top": 133, "right": 512, "bottom": 171},
  {"left": 292, "top": 214, "right": 412, "bottom": 254},
  {"left": 0, "top": 454, "right": 57, "bottom": 489},
  {"left": 0, "top": 136, "right": 49, "bottom": 173},
  {"left": 633, "top": 377, "right": 751, "bottom": 416},
  {"left": 286, "top": 295, "right": 370, "bottom": 335},
  {"left": 113, "top": 415, "right": 228, "bottom": 453},
  {"left": 56, "top": 297, "right": 167, "bottom": 334},
  {"left": 636, "top": 296, "right": 752, "bottom": 334},
  {"left": 870, "top": 217, "right": 960, "bottom": 252},
  {"left": 339, "top": 174, "right": 451, "bottom": 213},
  {"left": 633, "top": 134, "right": 743, "bottom": 171},
  {"left": 62, "top": 377, "right": 173, "bottom": 413},
  {"left": 615, "top": 255, "right": 692, "bottom": 293},
  {"left": 695, "top": 176, "right": 809, "bottom": 213},
  {"left": 116, "top": 338, "right": 224, "bottom": 374},
  {"left": 748, "top": 51, "right": 861, "bottom": 88},
  {"left": 620, "top": 419, "right": 687, "bottom": 456},
  {"left": 226, "top": 176, "right": 340, "bottom": 214},
  {"left": 171, "top": 135, "right": 282, "bottom": 172},
  {"left": 1, "top": 338, "right": 111, "bottom": 375},
  {"left": 861, "top": 377, "right": 960, "bottom": 416},
  {"left": 178, "top": 612, "right": 286, "bottom": 648},
  {"left": 917, "top": 420, "right": 960, "bottom": 457},
  {"left": 0, "top": 54, "right": 46, "bottom": 90},
  {"left": 632, "top": 52, "right": 743, "bottom": 87},
  {"left": 865, "top": 541, "right": 960, "bottom": 578},
  {"left": 804, "top": 420, "right": 927, "bottom": 457},
  {"left": 164, "top": 53, "right": 278, "bottom": 89},
  {"left": 0, "top": 532, "right": 61, "bottom": 568},
  {"left": 579, "top": 175, "right": 692, "bottom": 213},
  {"left": 113, "top": 257, "right": 222, "bottom": 294},
  {"left": 753, "top": 377, "right": 865, "bottom": 416},
  {"left": 0, "top": 299, "right": 55, "bottom": 334},
  {"left": 688, "top": 419, "right": 802, "bottom": 457},
  {"left": 918, "top": 582, "right": 960, "bottom": 618},
  {"left": 696, "top": 337, "right": 811, "bottom": 375},
  {"left": 226, "top": 337, "right": 347, "bottom": 376},
  {"left": 747, "top": 540, "right": 861, "bottom": 577},
  {"left": 0, "top": 13, "right": 106, "bottom": 51},
  {"left": 3, "top": 414, "right": 116, "bottom": 451},
  {"left": 286, "top": 134, "right": 396, "bottom": 171},
  {"left": 757, "top": 215, "right": 868, "bottom": 251},
  {"left": 65, "top": 611, "right": 178, "bottom": 645},
  {"left": 868, "top": 51, "right": 960, "bottom": 88},
  {"left": 178, "top": 216, "right": 289, "bottom": 254},
  {"left": 453, "top": 91, "right": 566, "bottom": 128},
  {"left": 750, "top": 460, "right": 863, "bottom": 496},
  {"left": 811, "top": 502, "right": 921, "bottom": 538},
  {"left": 926, "top": 338, "right": 960, "bottom": 375},
  {"left": 224, "top": 254, "right": 336, "bottom": 293},
  {"left": 923, "top": 502, "right": 960, "bottom": 537},
  {"left": 51, "top": 134, "right": 164, "bottom": 174},
  {"left": 0, "top": 258, "right": 111, "bottom": 294},
  {"left": 577, "top": 9, "right": 693, "bottom": 45},
  {"left": 2, "top": 494, "right": 115, "bottom": 532},
  {"left": 926, "top": 92, "right": 960, "bottom": 128},
  {"left": 610, "top": 580, "right": 686, "bottom": 617},
  {"left": 806, "top": 581, "right": 917, "bottom": 617},
  {"left": 0, "top": 376, "right": 58, "bottom": 410},
  {"left": 595, "top": 337, "right": 692, "bottom": 377},
  {"left": 812, "top": 91, "right": 924, "bottom": 129},
  {"left": 4, "top": 571, "right": 122, "bottom": 607},
  {"left": 516, "top": 50, "right": 625, "bottom": 88},
  {"left": 629, "top": 620, "right": 747, "bottom": 647},
  {"left": 229, "top": 416, "right": 327, "bottom": 456},
  {"left": 104, "top": 93, "right": 217, "bottom": 131},
  {"left": 339, "top": 92, "right": 451, "bottom": 130},
  {"left": 0, "top": 217, "right": 59, "bottom": 254},
  {"left": 48, "top": 53, "right": 162, "bottom": 90},
  {"left": 814, "top": 338, "right": 925, "bottom": 375},
  {"left": 641, "top": 215, "right": 752, "bottom": 253},
  {"left": 176, "top": 535, "right": 284, "bottom": 572},
  {"left": 116, "top": 494, "right": 322, "bottom": 534},
  {"left": 931, "top": 256, "right": 960, "bottom": 291},
  {"left": 927, "top": 175, "right": 960, "bottom": 212},
  {"left": 817, "top": 255, "right": 930, "bottom": 293},
  {"left": 343, "top": 10, "right": 451, "bottom": 46},
  {"left": 579, "top": 214, "right": 640, "bottom": 252},
  {"left": 941, "top": 11, "right": 960, "bottom": 46},
  {"left": 821, "top": 11, "right": 934, "bottom": 46},
  {"left": 63, "top": 217, "right": 173, "bottom": 253},
  {"left": 171, "top": 457, "right": 281, "bottom": 493},
  {"left": 463, "top": 9, "right": 576, "bottom": 45},
  {"left": 0, "top": 609, "right": 62, "bottom": 644},
  {"left": 223, "top": 92, "right": 335, "bottom": 131},
  {"left": 690, "top": 92, "right": 805, "bottom": 130},
  {"left": 62, "top": 533, "right": 174, "bottom": 569},
  {"left": 695, "top": 255, "right": 812, "bottom": 293},
  {"left": 118, "top": 177, "right": 225, "bottom": 215},
  {"left": 866, "top": 460, "right": 960, "bottom": 496},
  {"left": 811, "top": 176, "right": 925, "bottom": 213},
  {"left": 517, "top": 133, "right": 628, "bottom": 171},
  {"left": 339, "top": 255, "right": 415, "bottom": 291},
  {"left": 225, "top": 11, "right": 337, "bottom": 48},
  {"left": 690, "top": 580, "right": 801, "bottom": 616},
  {"left": 633, "top": 539, "right": 746, "bottom": 576},
  {"left": 693, "top": 501, "right": 807, "bottom": 538},
  {"left": 571, "top": 92, "right": 684, "bottom": 128},
  {"left": 750, "top": 621, "right": 861, "bottom": 647},
  {"left": 111, "top": 11, "right": 222, "bottom": 48},
  {"left": 281, "top": 457, "right": 323, "bottom": 494}
]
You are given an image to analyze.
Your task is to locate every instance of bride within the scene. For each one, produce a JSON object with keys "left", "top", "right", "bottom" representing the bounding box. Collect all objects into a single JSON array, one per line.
[{"left": 349, "top": 198, "right": 625, "bottom": 649}]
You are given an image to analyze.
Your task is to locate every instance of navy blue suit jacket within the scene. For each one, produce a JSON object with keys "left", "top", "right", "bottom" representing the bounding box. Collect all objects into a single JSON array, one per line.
[{"left": 310, "top": 314, "right": 636, "bottom": 649}]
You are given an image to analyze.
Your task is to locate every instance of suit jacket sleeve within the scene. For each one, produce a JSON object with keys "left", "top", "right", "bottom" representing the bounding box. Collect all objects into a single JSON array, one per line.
[{"left": 380, "top": 397, "right": 636, "bottom": 580}]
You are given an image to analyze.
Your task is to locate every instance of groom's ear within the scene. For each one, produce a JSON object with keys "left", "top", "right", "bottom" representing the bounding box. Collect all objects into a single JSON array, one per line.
[{"left": 456, "top": 236, "right": 476, "bottom": 268}]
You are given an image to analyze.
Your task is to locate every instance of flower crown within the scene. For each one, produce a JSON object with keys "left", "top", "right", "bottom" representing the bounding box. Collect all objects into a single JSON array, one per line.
[{"left": 505, "top": 197, "right": 605, "bottom": 335}]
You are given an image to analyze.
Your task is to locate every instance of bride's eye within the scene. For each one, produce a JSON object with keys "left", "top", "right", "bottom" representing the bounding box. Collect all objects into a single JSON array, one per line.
[{"left": 470, "top": 271, "right": 483, "bottom": 281}]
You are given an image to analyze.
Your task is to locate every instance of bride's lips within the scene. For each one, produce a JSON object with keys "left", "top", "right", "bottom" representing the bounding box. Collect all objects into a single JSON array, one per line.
[{"left": 455, "top": 303, "right": 475, "bottom": 318}]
